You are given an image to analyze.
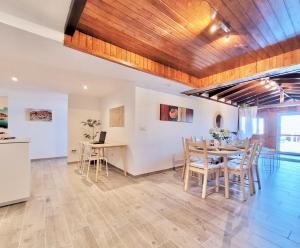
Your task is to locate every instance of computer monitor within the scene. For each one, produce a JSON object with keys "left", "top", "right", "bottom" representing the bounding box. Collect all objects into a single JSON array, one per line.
[{"left": 98, "top": 131, "right": 107, "bottom": 144}]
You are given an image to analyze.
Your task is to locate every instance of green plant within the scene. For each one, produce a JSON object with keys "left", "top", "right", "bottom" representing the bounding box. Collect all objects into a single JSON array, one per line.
[{"left": 81, "top": 119, "right": 101, "bottom": 140}]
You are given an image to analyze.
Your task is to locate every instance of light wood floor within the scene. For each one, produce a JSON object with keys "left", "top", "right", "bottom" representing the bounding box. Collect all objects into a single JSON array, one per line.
[{"left": 1, "top": 159, "right": 300, "bottom": 248}]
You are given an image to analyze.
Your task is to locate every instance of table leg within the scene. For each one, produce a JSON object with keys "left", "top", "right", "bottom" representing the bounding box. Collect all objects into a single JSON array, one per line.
[
  {"left": 121, "top": 146, "right": 127, "bottom": 176},
  {"left": 224, "top": 156, "right": 230, "bottom": 199},
  {"left": 95, "top": 149, "right": 100, "bottom": 182}
]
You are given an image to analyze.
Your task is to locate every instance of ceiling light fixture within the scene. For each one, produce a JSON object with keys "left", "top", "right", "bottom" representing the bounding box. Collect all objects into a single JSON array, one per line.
[
  {"left": 210, "top": 23, "right": 219, "bottom": 33},
  {"left": 11, "top": 76, "right": 19, "bottom": 82},
  {"left": 220, "top": 22, "right": 231, "bottom": 33},
  {"left": 83, "top": 85, "right": 88, "bottom": 90},
  {"left": 224, "top": 34, "right": 231, "bottom": 42}
]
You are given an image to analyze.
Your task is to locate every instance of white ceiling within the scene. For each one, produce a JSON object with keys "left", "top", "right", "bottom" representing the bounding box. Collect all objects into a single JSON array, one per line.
[
  {"left": 0, "top": 0, "right": 71, "bottom": 32},
  {"left": 0, "top": 2, "right": 192, "bottom": 99}
]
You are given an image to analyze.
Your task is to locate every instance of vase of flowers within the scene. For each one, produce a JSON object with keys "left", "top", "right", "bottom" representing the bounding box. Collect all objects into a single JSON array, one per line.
[{"left": 209, "top": 128, "right": 231, "bottom": 146}]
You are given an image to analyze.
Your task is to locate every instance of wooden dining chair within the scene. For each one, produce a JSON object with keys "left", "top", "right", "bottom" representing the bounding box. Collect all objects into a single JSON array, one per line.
[
  {"left": 181, "top": 137, "right": 194, "bottom": 179},
  {"left": 184, "top": 140, "right": 221, "bottom": 199},
  {"left": 221, "top": 140, "right": 257, "bottom": 201},
  {"left": 252, "top": 142, "right": 263, "bottom": 193}
]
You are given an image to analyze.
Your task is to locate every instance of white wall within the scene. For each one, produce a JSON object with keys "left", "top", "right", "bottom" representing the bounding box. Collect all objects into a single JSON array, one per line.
[
  {"left": 99, "top": 85, "right": 136, "bottom": 173},
  {"left": 0, "top": 88, "right": 68, "bottom": 159},
  {"left": 133, "top": 87, "right": 238, "bottom": 175},
  {"left": 68, "top": 94, "right": 101, "bottom": 163},
  {"left": 97, "top": 86, "right": 238, "bottom": 176}
]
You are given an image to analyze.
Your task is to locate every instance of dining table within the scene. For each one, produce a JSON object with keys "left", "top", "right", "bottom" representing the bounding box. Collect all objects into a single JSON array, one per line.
[{"left": 195, "top": 145, "right": 244, "bottom": 199}]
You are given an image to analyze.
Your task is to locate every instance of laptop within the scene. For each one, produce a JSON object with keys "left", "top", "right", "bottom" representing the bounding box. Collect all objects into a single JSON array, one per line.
[{"left": 93, "top": 131, "right": 107, "bottom": 144}]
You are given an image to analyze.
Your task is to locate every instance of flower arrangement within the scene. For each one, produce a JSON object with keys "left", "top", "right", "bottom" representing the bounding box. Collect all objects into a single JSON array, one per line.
[{"left": 209, "top": 128, "right": 231, "bottom": 144}]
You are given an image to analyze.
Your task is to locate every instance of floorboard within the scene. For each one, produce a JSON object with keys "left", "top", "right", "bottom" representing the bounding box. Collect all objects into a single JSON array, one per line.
[{"left": 0, "top": 159, "right": 300, "bottom": 248}]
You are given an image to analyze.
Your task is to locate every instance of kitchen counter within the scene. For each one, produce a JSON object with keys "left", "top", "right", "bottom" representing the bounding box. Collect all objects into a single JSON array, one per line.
[{"left": 0, "top": 139, "right": 31, "bottom": 207}]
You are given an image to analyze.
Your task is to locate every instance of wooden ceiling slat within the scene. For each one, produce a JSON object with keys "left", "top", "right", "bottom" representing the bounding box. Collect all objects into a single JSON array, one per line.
[
  {"left": 258, "top": 97, "right": 281, "bottom": 105},
  {"left": 208, "top": 0, "right": 269, "bottom": 58},
  {"left": 268, "top": 0, "right": 296, "bottom": 40},
  {"left": 74, "top": 0, "right": 300, "bottom": 80},
  {"left": 216, "top": 81, "right": 257, "bottom": 99},
  {"left": 109, "top": 0, "right": 222, "bottom": 64},
  {"left": 81, "top": 4, "right": 207, "bottom": 67},
  {"left": 224, "top": 83, "right": 264, "bottom": 101},
  {"left": 236, "top": 0, "right": 283, "bottom": 55},
  {"left": 253, "top": 0, "right": 290, "bottom": 52},
  {"left": 88, "top": 0, "right": 221, "bottom": 65},
  {"left": 237, "top": 90, "right": 279, "bottom": 105}
]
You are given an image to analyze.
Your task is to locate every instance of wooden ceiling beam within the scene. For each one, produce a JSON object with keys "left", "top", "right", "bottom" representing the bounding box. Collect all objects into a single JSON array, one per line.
[
  {"left": 258, "top": 96, "right": 281, "bottom": 105},
  {"left": 65, "top": 0, "right": 87, "bottom": 36},
  {"left": 237, "top": 90, "right": 278, "bottom": 105},
  {"left": 281, "top": 83, "right": 300, "bottom": 87},
  {"left": 216, "top": 81, "right": 256, "bottom": 99},
  {"left": 224, "top": 83, "right": 263, "bottom": 101}
]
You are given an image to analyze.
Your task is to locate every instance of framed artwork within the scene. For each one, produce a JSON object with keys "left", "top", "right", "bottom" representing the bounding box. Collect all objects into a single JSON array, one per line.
[
  {"left": 160, "top": 104, "right": 193, "bottom": 123},
  {"left": 109, "top": 106, "right": 124, "bottom": 127},
  {"left": 0, "top": 96, "right": 8, "bottom": 131},
  {"left": 27, "top": 109, "right": 52, "bottom": 121}
]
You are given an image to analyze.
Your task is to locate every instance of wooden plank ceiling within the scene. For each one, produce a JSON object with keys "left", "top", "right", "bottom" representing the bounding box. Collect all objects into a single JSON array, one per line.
[
  {"left": 64, "top": 0, "right": 300, "bottom": 103},
  {"left": 184, "top": 72, "right": 300, "bottom": 106},
  {"left": 71, "top": 0, "right": 300, "bottom": 79}
]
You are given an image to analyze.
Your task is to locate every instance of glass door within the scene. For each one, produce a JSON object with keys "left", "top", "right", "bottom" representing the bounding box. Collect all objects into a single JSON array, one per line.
[{"left": 278, "top": 114, "right": 300, "bottom": 154}]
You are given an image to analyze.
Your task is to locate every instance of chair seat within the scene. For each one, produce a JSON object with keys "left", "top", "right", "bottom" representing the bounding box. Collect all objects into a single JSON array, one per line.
[
  {"left": 221, "top": 161, "right": 248, "bottom": 170},
  {"left": 190, "top": 161, "right": 221, "bottom": 169}
]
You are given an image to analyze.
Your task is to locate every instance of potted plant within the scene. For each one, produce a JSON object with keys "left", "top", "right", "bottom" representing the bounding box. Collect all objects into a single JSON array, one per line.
[{"left": 81, "top": 119, "right": 101, "bottom": 141}]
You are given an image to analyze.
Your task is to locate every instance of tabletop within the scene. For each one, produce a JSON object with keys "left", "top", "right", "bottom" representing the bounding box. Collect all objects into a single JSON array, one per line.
[{"left": 90, "top": 143, "right": 127, "bottom": 148}]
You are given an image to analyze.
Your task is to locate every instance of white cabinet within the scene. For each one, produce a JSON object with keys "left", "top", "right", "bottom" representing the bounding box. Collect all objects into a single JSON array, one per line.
[{"left": 0, "top": 139, "right": 30, "bottom": 207}]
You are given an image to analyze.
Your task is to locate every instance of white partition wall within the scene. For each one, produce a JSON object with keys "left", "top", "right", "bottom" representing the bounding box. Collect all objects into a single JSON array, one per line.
[{"left": 0, "top": 88, "right": 68, "bottom": 159}]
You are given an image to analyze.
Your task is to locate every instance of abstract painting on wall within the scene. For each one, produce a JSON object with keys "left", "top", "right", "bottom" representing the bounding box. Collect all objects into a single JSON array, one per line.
[
  {"left": 27, "top": 109, "right": 53, "bottom": 121},
  {"left": 160, "top": 104, "right": 193, "bottom": 123},
  {"left": 0, "top": 97, "right": 8, "bottom": 131}
]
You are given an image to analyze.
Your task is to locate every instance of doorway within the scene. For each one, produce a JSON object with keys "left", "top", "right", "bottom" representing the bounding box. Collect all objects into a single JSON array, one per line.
[{"left": 278, "top": 113, "right": 300, "bottom": 155}]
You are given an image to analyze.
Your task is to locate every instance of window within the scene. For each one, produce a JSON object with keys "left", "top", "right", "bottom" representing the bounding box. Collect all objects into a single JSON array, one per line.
[
  {"left": 258, "top": 118, "right": 264, "bottom": 135},
  {"left": 241, "top": 117, "right": 246, "bottom": 134},
  {"left": 253, "top": 117, "right": 264, "bottom": 135}
]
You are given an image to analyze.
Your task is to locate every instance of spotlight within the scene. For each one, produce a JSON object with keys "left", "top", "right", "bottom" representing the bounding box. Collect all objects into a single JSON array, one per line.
[
  {"left": 224, "top": 34, "right": 231, "bottom": 42},
  {"left": 210, "top": 24, "right": 219, "bottom": 33},
  {"left": 11, "top": 76, "right": 19, "bottom": 82},
  {"left": 83, "top": 85, "right": 88, "bottom": 90}
]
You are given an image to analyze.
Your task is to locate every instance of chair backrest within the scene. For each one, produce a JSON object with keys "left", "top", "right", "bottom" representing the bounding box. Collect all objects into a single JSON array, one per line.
[
  {"left": 254, "top": 142, "right": 263, "bottom": 166},
  {"left": 185, "top": 139, "right": 209, "bottom": 168},
  {"left": 82, "top": 142, "right": 93, "bottom": 160},
  {"left": 238, "top": 139, "right": 250, "bottom": 169},
  {"left": 240, "top": 141, "right": 258, "bottom": 170},
  {"left": 182, "top": 136, "right": 193, "bottom": 159}
]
